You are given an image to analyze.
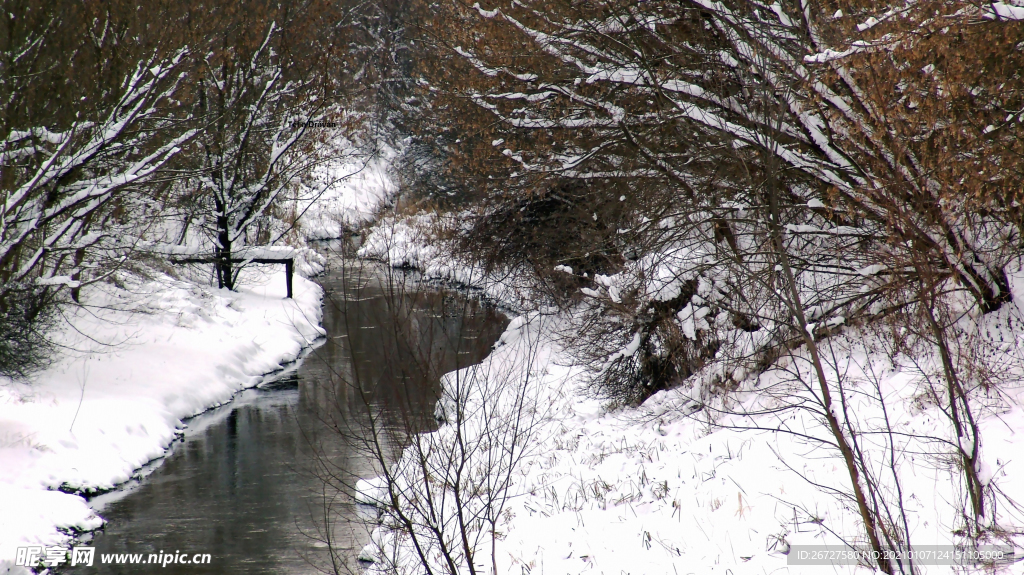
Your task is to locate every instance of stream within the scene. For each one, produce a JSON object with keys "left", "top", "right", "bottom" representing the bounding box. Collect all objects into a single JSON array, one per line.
[{"left": 67, "top": 253, "right": 508, "bottom": 574}]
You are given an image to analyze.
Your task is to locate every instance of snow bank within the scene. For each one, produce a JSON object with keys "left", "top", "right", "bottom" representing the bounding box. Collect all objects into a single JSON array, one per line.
[
  {"left": 358, "top": 307, "right": 1024, "bottom": 574},
  {"left": 357, "top": 213, "right": 536, "bottom": 310},
  {"left": 300, "top": 152, "right": 397, "bottom": 240},
  {"left": 0, "top": 268, "right": 324, "bottom": 572},
  {"left": 493, "top": 327, "right": 1024, "bottom": 574},
  {"left": 355, "top": 476, "right": 389, "bottom": 506},
  {"left": 354, "top": 223, "right": 1024, "bottom": 574}
]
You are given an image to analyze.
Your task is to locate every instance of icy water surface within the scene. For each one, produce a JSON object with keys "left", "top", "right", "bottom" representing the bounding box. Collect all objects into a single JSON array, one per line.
[{"left": 68, "top": 255, "right": 508, "bottom": 574}]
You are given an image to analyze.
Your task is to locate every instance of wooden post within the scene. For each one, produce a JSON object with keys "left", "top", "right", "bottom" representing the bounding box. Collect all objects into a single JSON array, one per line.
[
  {"left": 170, "top": 256, "right": 296, "bottom": 299},
  {"left": 285, "top": 258, "right": 293, "bottom": 299}
]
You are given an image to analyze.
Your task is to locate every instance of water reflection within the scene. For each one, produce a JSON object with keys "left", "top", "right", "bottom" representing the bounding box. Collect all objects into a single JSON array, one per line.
[{"left": 68, "top": 256, "right": 507, "bottom": 574}]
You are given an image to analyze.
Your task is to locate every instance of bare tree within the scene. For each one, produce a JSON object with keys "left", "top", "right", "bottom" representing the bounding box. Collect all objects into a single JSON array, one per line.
[
  {"left": 1, "top": 0, "right": 195, "bottom": 376},
  {"left": 175, "top": 2, "right": 360, "bottom": 290}
]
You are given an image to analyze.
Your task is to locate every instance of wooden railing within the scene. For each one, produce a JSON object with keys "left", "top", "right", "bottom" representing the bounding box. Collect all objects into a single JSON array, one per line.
[{"left": 170, "top": 257, "right": 295, "bottom": 298}]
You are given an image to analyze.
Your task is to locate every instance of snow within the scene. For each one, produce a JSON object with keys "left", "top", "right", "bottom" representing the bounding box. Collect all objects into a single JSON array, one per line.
[
  {"left": 357, "top": 213, "right": 537, "bottom": 310},
  {"left": 298, "top": 151, "right": 397, "bottom": 240},
  {"left": 0, "top": 130, "right": 393, "bottom": 570},
  {"left": 355, "top": 476, "right": 389, "bottom": 506},
  {"left": 677, "top": 302, "right": 711, "bottom": 340},
  {"left": 985, "top": 3, "right": 1024, "bottom": 20},
  {"left": 357, "top": 307, "right": 1024, "bottom": 574},
  {"left": 5, "top": 155, "right": 1021, "bottom": 575},
  {"left": 857, "top": 264, "right": 886, "bottom": 276},
  {"left": 353, "top": 221, "right": 1024, "bottom": 575},
  {"left": 0, "top": 267, "right": 324, "bottom": 572}
]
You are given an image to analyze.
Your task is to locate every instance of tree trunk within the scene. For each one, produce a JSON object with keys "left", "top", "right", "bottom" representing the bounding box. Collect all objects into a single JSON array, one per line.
[
  {"left": 765, "top": 173, "right": 894, "bottom": 575},
  {"left": 216, "top": 212, "right": 233, "bottom": 290}
]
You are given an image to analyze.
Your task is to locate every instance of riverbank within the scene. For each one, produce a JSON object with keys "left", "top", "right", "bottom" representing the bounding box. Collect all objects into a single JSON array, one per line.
[
  {"left": 356, "top": 213, "right": 1024, "bottom": 575},
  {"left": 0, "top": 269, "right": 324, "bottom": 574}
]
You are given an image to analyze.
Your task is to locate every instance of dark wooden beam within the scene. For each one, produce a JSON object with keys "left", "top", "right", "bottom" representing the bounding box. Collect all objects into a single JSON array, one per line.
[{"left": 169, "top": 257, "right": 295, "bottom": 298}]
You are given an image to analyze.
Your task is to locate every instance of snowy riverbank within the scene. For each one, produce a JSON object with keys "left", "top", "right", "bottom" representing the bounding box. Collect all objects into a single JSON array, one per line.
[
  {"left": 356, "top": 215, "right": 1024, "bottom": 575},
  {"left": 0, "top": 137, "right": 394, "bottom": 574},
  {"left": 0, "top": 269, "right": 324, "bottom": 573}
]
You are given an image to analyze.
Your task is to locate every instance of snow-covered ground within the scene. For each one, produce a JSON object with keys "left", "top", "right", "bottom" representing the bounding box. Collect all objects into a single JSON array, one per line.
[
  {"left": 0, "top": 137, "right": 396, "bottom": 574},
  {"left": 0, "top": 268, "right": 324, "bottom": 573},
  {"left": 356, "top": 215, "right": 1024, "bottom": 575},
  {"left": 488, "top": 324, "right": 1024, "bottom": 575},
  {"left": 300, "top": 150, "right": 398, "bottom": 240}
]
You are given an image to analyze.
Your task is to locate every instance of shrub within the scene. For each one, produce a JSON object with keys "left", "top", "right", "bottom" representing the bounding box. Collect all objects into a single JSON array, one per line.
[{"left": 0, "top": 284, "right": 59, "bottom": 379}]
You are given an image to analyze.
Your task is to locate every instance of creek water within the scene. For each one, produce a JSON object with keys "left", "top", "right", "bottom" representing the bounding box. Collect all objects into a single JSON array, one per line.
[{"left": 67, "top": 254, "right": 508, "bottom": 574}]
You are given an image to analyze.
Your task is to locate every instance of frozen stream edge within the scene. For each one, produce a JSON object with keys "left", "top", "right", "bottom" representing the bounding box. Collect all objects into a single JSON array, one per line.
[{"left": 0, "top": 268, "right": 326, "bottom": 574}]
